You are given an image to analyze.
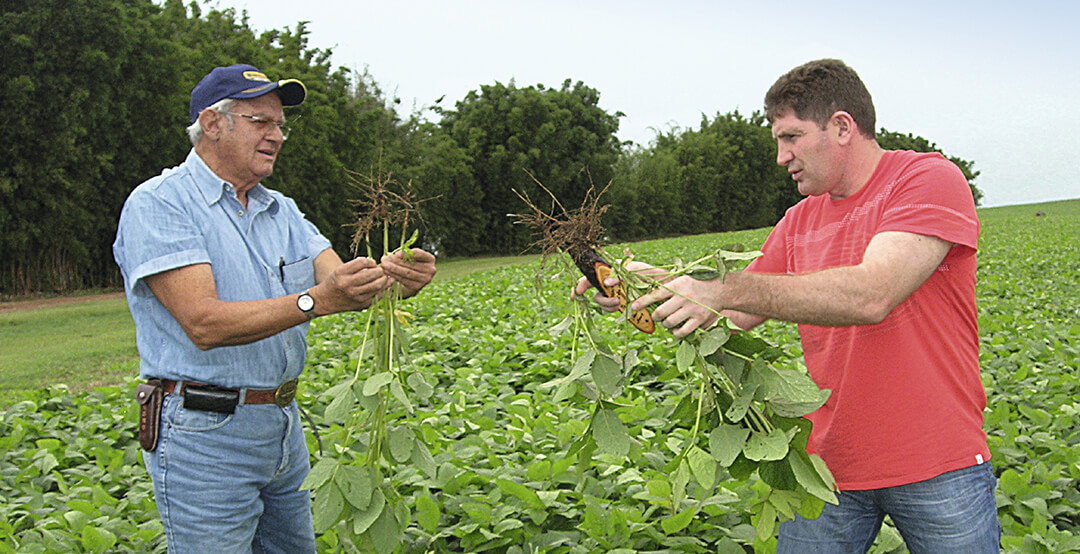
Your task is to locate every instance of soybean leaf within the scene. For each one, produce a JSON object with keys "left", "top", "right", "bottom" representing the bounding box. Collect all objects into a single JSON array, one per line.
[
  {"left": 312, "top": 482, "right": 344, "bottom": 534},
  {"left": 388, "top": 378, "right": 414, "bottom": 414},
  {"left": 548, "top": 349, "right": 594, "bottom": 390},
  {"left": 661, "top": 507, "right": 696, "bottom": 535},
  {"left": 322, "top": 381, "right": 353, "bottom": 400},
  {"left": 768, "top": 489, "right": 801, "bottom": 521},
  {"left": 687, "top": 445, "right": 718, "bottom": 490},
  {"left": 743, "top": 428, "right": 790, "bottom": 461},
  {"left": 698, "top": 327, "right": 730, "bottom": 357},
  {"left": 81, "top": 526, "right": 117, "bottom": 552},
  {"left": 767, "top": 366, "right": 825, "bottom": 401},
  {"left": 759, "top": 457, "right": 798, "bottom": 490},
  {"left": 710, "top": 424, "right": 751, "bottom": 467},
  {"left": 687, "top": 269, "right": 721, "bottom": 281},
  {"left": 336, "top": 464, "right": 375, "bottom": 510},
  {"left": 410, "top": 439, "right": 438, "bottom": 479},
  {"left": 363, "top": 372, "right": 394, "bottom": 396},
  {"left": 755, "top": 500, "right": 777, "bottom": 543},
  {"left": 400, "top": 228, "right": 419, "bottom": 251},
  {"left": 548, "top": 315, "right": 574, "bottom": 337},
  {"left": 790, "top": 450, "right": 839, "bottom": 504},
  {"left": 581, "top": 495, "right": 608, "bottom": 539},
  {"left": 406, "top": 372, "right": 433, "bottom": 399},
  {"left": 537, "top": 490, "right": 560, "bottom": 508},
  {"left": 725, "top": 382, "right": 759, "bottom": 423},
  {"left": 324, "top": 386, "right": 358, "bottom": 423},
  {"left": 300, "top": 457, "right": 337, "bottom": 491},
  {"left": 647, "top": 478, "right": 672, "bottom": 499},
  {"left": 718, "top": 331, "right": 771, "bottom": 360},
  {"left": 388, "top": 426, "right": 414, "bottom": 463},
  {"left": 810, "top": 453, "right": 839, "bottom": 499},
  {"left": 415, "top": 494, "right": 440, "bottom": 534},
  {"left": 623, "top": 348, "right": 640, "bottom": 372},
  {"left": 676, "top": 341, "right": 696, "bottom": 373},
  {"left": 673, "top": 459, "right": 691, "bottom": 506},
  {"left": 496, "top": 478, "right": 546, "bottom": 510},
  {"left": 717, "top": 248, "right": 764, "bottom": 261},
  {"left": 797, "top": 493, "right": 827, "bottom": 520},
  {"left": 760, "top": 365, "right": 830, "bottom": 417},
  {"left": 367, "top": 502, "right": 401, "bottom": 554},
  {"left": 591, "top": 353, "right": 624, "bottom": 398},
  {"left": 353, "top": 487, "right": 386, "bottom": 535},
  {"left": 553, "top": 379, "right": 577, "bottom": 403},
  {"left": 592, "top": 409, "right": 630, "bottom": 457},
  {"left": 769, "top": 394, "right": 830, "bottom": 418}
]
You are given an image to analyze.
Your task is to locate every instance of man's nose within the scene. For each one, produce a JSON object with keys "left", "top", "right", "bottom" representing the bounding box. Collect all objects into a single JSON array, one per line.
[{"left": 776, "top": 145, "right": 793, "bottom": 166}]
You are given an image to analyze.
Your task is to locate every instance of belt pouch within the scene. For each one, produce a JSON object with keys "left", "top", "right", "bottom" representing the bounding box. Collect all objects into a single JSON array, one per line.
[
  {"left": 136, "top": 379, "right": 163, "bottom": 451},
  {"left": 182, "top": 385, "right": 239, "bottom": 414}
]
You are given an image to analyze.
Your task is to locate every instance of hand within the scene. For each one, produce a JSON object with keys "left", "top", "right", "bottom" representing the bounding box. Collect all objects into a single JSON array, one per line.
[
  {"left": 381, "top": 248, "right": 437, "bottom": 298},
  {"left": 632, "top": 275, "right": 724, "bottom": 338},
  {"left": 572, "top": 275, "right": 623, "bottom": 312},
  {"left": 315, "top": 257, "right": 389, "bottom": 313},
  {"left": 572, "top": 260, "right": 665, "bottom": 313}
]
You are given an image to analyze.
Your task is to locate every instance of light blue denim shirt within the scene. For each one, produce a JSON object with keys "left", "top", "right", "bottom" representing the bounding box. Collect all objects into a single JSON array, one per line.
[{"left": 113, "top": 149, "right": 332, "bottom": 388}]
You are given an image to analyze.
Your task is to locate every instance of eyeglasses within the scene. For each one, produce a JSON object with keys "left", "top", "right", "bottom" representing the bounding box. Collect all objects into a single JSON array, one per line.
[{"left": 223, "top": 112, "right": 296, "bottom": 140}]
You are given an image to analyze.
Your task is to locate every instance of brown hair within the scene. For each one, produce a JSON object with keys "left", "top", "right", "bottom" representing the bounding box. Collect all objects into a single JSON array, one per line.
[{"left": 764, "top": 59, "right": 876, "bottom": 139}]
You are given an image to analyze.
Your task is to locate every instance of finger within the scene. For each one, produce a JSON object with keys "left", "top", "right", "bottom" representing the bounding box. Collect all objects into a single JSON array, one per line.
[
  {"left": 382, "top": 252, "right": 434, "bottom": 274},
  {"left": 383, "top": 261, "right": 434, "bottom": 289},
  {"left": 407, "top": 248, "right": 436, "bottom": 263},
  {"left": 344, "top": 267, "right": 389, "bottom": 291},
  {"left": 383, "top": 248, "right": 436, "bottom": 267},
  {"left": 573, "top": 276, "right": 594, "bottom": 297},
  {"left": 654, "top": 299, "right": 684, "bottom": 328},
  {"left": 346, "top": 256, "right": 379, "bottom": 270},
  {"left": 592, "top": 290, "right": 622, "bottom": 312},
  {"left": 632, "top": 287, "right": 673, "bottom": 312},
  {"left": 672, "top": 320, "right": 697, "bottom": 339}
]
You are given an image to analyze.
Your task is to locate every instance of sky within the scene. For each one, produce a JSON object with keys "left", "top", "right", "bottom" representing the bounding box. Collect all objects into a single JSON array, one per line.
[{"left": 210, "top": 0, "right": 1078, "bottom": 208}]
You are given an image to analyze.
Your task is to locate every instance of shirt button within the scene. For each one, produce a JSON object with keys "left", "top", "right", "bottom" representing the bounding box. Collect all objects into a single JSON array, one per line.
[{"left": 237, "top": 210, "right": 245, "bottom": 216}]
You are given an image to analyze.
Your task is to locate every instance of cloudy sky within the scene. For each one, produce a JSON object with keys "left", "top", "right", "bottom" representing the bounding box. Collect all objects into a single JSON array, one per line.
[{"left": 212, "top": 0, "right": 1077, "bottom": 208}]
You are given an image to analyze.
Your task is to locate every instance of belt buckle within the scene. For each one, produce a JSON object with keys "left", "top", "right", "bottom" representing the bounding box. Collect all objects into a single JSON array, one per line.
[{"left": 274, "top": 379, "right": 298, "bottom": 407}]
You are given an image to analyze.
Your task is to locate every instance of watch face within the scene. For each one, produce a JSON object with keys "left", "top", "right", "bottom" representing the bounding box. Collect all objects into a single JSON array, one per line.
[{"left": 298, "top": 293, "right": 314, "bottom": 312}]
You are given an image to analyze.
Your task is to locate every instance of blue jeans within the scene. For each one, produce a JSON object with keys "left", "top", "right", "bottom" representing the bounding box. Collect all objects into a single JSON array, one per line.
[
  {"left": 143, "top": 393, "right": 315, "bottom": 553},
  {"left": 777, "top": 462, "right": 1000, "bottom": 553}
]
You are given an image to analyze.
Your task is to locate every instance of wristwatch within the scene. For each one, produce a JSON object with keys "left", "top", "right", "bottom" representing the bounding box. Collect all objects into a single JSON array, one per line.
[{"left": 296, "top": 290, "right": 316, "bottom": 319}]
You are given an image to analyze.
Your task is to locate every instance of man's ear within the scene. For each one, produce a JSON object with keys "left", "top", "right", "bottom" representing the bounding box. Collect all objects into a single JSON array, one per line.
[
  {"left": 831, "top": 111, "right": 857, "bottom": 145},
  {"left": 198, "top": 109, "right": 225, "bottom": 141}
]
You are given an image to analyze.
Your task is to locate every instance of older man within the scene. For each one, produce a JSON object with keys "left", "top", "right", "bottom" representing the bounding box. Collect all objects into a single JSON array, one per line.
[{"left": 114, "top": 64, "right": 436, "bottom": 552}]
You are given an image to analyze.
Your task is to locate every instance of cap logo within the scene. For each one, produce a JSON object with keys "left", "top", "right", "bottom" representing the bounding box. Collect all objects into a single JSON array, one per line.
[
  {"left": 240, "top": 82, "right": 276, "bottom": 95},
  {"left": 242, "top": 71, "right": 271, "bottom": 82}
]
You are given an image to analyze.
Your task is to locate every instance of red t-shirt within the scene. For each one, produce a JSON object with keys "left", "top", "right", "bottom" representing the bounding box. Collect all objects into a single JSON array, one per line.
[{"left": 747, "top": 150, "right": 989, "bottom": 490}]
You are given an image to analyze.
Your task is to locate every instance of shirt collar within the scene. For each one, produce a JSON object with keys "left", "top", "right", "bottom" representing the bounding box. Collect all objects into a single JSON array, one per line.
[{"left": 186, "top": 149, "right": 278, "bottom": 215}]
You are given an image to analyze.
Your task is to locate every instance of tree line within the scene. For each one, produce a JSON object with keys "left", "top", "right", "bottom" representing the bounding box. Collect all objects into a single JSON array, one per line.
[{"left": 0, "top": 0, "right": 982, "bottom": 296}]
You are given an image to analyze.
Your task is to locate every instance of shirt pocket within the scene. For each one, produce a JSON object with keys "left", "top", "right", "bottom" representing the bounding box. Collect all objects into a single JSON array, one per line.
[{"left": 281, "top": 256, "right": 316, "bottom": 294}]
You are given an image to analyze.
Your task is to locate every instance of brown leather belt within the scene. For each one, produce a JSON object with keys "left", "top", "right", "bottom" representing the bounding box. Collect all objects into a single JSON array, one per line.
[{"left": 161, "top": 378, "right": 299, "bottom": 408}]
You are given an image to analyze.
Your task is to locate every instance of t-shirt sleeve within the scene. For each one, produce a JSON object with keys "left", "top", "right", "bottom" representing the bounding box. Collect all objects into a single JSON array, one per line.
[{"left": 877, "top": 155, "right": 980, "bottom": 257}]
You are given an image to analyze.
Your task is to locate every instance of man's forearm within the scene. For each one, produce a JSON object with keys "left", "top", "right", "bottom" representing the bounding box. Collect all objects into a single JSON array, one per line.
[{"left": 721, "top": 268, "right": 892, "bottom": 327}]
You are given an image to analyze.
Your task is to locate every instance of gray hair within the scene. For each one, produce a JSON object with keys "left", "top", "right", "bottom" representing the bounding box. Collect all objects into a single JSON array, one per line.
[{"left": 186, "top": 98, "right": 236, "bottom": 145}]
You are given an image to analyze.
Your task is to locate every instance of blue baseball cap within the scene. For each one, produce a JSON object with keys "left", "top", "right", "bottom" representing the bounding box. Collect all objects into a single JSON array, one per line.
[{"left": 189, "top": 64, "right": 306, "bottom": 123}]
